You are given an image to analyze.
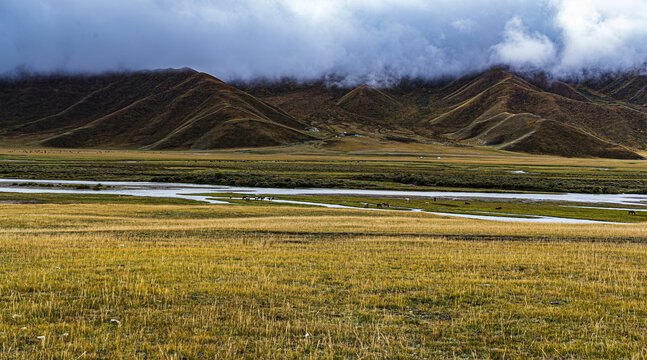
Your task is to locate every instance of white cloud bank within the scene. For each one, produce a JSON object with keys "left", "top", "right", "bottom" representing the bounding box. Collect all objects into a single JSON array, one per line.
[
  {"left": 551, "top": 0, "right": 647, "bottom": 76},
  {"left": 491, "top": 17, "right": 556, "bottom": 70},
  {"left": 1, "top": 0, "right": 646, "bottom": 83}
]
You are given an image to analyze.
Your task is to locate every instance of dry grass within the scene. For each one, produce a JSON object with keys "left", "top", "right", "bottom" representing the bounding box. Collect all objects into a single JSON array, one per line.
[
  {"left": 1, "top": 143, "right": 646, "bottom": 170},
  {"left": 1, "top": 203, "right": 647, "bottom": 358},
  {"left": 1, "top": 203, "right": 646, "bottom": 239}
]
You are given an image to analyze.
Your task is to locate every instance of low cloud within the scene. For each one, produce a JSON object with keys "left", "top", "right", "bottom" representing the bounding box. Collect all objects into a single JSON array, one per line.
[
  {"left": 491, "top": 17, "right": 556, "bottom": 70},
  {"left": 551, "top": 0, "right": 647, "bottom": 77},
  {"left": 1, "top": 0, "right": 646, "bottom": 84}
]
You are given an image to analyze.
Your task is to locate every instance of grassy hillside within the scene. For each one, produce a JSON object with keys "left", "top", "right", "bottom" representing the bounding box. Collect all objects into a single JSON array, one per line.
[
  {"left": 250, "top": 68, "right": 646, "bottom": 159},
  {"left": 1, "top": 68, "right": 646, "bottom": 158},
  {"left": 0, "top": 70, "right": 315, "bottom": 150},
  {"left": 583, "top": 73, "right": 647, "bottom": 106},
  {"left": 423, "top": 69, "right": 645, "bottom": 158}
]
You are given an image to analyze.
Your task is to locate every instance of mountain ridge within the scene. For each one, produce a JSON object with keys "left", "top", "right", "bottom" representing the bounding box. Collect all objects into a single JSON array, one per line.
[
  {"left": 1, "top": 67, "right": 645, "bottom": 159},
  {"left": 0, "top": 69, "right": 315, "bottom": 150}
]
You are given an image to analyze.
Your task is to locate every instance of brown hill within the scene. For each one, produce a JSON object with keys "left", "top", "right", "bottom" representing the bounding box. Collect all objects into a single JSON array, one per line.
[
  {"left": 1, "top": 67, "right": 645, "bottom": 158},
  {"left": 240, "top": 81, "right": 345, "bottom": 120},
  {"left": 503, "top": 119, "right": 641, "bottom": 159},
  {"left": 0, "top": 69, "right": 314, "bottom": 149},
  {"left": 247, "top": 82, "right": 419, "bottom": 141},
  {"left": 584, "top": 74, "right": 647, "bottom": 106},
  {"left": 335, "top": 84, "right": 406, "bottom": 119},
  {"left": 418, "top": 69, "right": 645, "bottom": 158},
  {"left": 243, "top": 69, "right": 645, "bottom": 158},
  {"left": 450, "top": 112, "right": 640, "bottom": 159}
]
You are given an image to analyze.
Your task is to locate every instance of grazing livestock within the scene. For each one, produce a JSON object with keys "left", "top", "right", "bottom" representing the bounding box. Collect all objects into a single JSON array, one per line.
[{"left": 629, "top": 210, "right": 636, "bottom": 215}]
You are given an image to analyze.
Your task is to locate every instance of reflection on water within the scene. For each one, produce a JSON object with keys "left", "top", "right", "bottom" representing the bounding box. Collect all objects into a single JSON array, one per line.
[{"left": 1, "top": 178, "right": 646, "bottom": 224}]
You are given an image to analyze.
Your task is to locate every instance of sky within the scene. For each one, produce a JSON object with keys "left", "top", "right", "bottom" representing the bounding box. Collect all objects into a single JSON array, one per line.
[{"left": 2, "top": 0, "right": 647, "bottom": 84}]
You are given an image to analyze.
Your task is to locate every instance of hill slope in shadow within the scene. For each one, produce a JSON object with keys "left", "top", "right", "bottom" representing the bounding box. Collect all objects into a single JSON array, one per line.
[{"left": 0, "top": 69, "right": 314, "bottom": 149}]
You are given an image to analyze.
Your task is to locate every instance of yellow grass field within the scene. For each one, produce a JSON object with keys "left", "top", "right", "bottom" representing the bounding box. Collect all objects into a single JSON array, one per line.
[
  {"left": 2, "top": 202, "right": 647, "bottom": 359},
  {"left": 2, "top": 140, "right": 647, "bottom": 170}
]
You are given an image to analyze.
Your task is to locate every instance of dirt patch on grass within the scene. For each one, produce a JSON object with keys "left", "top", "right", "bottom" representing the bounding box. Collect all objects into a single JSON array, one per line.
[{"left": 0, "top": 199, "right": 42, "bottom": 204}]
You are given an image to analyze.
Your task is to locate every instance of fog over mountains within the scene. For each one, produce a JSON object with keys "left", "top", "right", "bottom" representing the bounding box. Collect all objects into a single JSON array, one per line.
[
  {"left": 2, "top": 1, "right": 647, "bottom": 85},
  {"left": 2, "top": 1, "right": 647, "bottom": 159}
]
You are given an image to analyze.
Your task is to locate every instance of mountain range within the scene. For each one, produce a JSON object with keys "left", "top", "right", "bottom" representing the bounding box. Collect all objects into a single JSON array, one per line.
[{"left": 1, "top": 67, "right": 646, "bottom": 159}]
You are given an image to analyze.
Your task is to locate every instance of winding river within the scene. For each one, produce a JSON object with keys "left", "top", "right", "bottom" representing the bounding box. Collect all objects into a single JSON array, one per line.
[{"left": 1, "top": 178, "right": 646, "bottom": 224}]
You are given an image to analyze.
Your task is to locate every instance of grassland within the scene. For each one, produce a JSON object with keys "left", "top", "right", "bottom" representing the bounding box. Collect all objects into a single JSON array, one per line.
[
  {"left": 1, "top": 200, "right": 647, "bottom": 359},
  {"left": 1, "top": 146, "right": 646, "bottom": 358},
  {"left": 0, "top": 144, "right": 646, "bottom": 194}
]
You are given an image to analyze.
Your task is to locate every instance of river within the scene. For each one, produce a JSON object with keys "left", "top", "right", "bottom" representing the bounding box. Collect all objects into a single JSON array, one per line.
[{"left": 1, "top": 178, "right": 646, "bottom": 224}]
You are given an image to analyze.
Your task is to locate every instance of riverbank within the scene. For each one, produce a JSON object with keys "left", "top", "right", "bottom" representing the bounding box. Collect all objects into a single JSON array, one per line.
[
  {"left": 1, "top": 178, "right": 646, "bottom": 223},
  {"left": 0, "top": 147, "right": 646, "bottom": 194}
]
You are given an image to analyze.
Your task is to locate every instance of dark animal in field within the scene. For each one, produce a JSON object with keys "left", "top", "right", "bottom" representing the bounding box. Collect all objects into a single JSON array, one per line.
[
  {"left": 465, "top": 202, "right": 470, "bottom": 205},
  {"left": 495, "top": 207, "right": 502, "bottom": 210},
  {"left": 629, "top": 210, "right": 636, "bottom": 215}
]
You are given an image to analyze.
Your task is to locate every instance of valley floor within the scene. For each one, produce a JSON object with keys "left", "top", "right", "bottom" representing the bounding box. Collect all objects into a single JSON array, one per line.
[
  {"left": 1, "top": 201, "right": 647, "bottom": 359},
  {"left": 1, "top": 145, "right": 646, "bottom": 358},
  {"left": 0, "top": 141, "right": 646, "bottom": 194}
]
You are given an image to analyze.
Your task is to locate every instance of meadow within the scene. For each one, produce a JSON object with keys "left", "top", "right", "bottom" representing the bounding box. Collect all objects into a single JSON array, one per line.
[
  {"left": 1, "top": 146, "right": 647, "bottom": 358},
  {"left": 1, "top": 199, "right": 647, "bottom": 359},
  {"left": 1, "top": 145, "right": 646, "bottom": 194}
]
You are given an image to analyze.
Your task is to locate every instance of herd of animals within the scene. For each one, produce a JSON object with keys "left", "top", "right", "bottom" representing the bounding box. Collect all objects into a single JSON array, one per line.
[{"left": 231, "top": 196, "right": 640, "bottom": 215}]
